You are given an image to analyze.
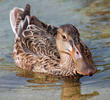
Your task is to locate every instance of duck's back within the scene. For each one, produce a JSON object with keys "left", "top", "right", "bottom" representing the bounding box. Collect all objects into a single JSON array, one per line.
[
  {"left": 10, "top": 4, "right": 60, "bottom": 74},
  {"left": 21, "top": 25, "right": 58, "bottom": 57}
]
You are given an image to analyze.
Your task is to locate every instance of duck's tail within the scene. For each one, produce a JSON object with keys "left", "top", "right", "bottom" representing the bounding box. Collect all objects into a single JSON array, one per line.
[
  {"left": 10, "top": 4, "right": 58, "bottom": 39},
  {"left": 10, "top": 4, "right": 30, "bottom": 38}
]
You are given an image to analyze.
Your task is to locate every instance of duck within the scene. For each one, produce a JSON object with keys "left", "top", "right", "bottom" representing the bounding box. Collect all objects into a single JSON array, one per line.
[{"left": 10, "top": 4, "right": 97, "bottom": 77}]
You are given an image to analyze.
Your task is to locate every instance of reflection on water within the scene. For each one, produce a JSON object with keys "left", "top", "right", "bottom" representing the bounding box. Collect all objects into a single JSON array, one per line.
[
  {"left": 0, "top": 0, "right": 110, "bottom": 100},
  {"left": 16, "top": 68, "right": 99, "bottom": 100},
  {"left": 16, "top": 68, "right": 60, "bottom": 85},
  {"left": 61, "top": 80, "right": 99, "bottom": 100}
]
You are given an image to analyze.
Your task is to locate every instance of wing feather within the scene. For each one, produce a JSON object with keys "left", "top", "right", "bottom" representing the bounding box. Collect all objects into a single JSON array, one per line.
[{"left": 21, "top": 27, "right": 59, "bottom": 59}]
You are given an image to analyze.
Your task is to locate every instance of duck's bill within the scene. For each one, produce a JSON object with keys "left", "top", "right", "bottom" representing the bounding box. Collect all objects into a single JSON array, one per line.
[{"left": 70, "top": 49, "right": 97, "bottom": 76}]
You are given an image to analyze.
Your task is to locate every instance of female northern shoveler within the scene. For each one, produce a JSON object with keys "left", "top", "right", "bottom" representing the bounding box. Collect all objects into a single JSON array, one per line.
[{"left": 10, "top": 4, "right": 97, "bottom": 77}]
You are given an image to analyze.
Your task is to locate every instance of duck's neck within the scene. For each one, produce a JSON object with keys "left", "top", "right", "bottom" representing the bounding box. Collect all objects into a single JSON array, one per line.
[{"left": 59, "top": 52, "right": 74, "bottom": 69}]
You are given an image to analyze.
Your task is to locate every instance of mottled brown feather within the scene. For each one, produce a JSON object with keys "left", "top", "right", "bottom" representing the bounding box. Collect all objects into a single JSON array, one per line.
[{"left": 10, "top": 4, "right": 95, "bottom": 77}]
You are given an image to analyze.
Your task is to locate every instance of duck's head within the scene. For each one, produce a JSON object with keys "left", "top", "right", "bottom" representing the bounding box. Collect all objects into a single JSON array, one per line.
[{"left": 56, "top": 24, "right": 97, "bottom": 76}]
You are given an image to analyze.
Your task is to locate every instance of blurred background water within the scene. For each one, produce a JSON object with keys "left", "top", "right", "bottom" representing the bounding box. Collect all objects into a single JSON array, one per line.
[{"left": 0, "top": 0, "right": 110, "bottom": 100}]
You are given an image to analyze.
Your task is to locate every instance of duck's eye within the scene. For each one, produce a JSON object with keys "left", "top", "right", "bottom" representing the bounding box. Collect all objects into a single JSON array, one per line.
[{"left": 62, "top": 35, "right": 66, "bottom": 40}]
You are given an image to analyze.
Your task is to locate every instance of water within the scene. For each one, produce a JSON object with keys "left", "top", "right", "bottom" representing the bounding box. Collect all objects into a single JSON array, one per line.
[{"left": 0, "top": 0, "right": 110, "bottom": 100}]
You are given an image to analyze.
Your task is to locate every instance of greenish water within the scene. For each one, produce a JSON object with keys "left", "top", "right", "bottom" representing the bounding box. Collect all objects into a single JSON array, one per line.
[{"left": 0, "top": 0, "right": 110, "bottom": 100}]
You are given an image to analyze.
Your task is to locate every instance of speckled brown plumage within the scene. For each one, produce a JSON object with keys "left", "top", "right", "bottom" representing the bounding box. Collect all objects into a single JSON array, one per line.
[{"left": 10, "top": 4, "right": 97, "bottom": 77}]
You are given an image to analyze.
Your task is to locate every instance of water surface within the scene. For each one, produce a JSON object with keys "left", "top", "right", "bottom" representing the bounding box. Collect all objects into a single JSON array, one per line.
[{"left": 0, "top": 0, "right": 110, "bottom": 100}]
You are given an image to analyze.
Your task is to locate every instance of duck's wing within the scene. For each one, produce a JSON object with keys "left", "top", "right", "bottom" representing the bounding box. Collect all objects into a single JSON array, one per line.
[
  {"left": 10, "top": 4, "right": 60, "bottom": 73},
  {"left": 21, "top": 25, "right": 59, "bottom": 58},
  {"left": 10, "top": 4, "right": 59, "bottom": 58},
  {"left": 20, "top": 24, "right": 60, "bottom": 73},
  {"left": 30, "top": 16, "right": 58, "bottom": 36}
]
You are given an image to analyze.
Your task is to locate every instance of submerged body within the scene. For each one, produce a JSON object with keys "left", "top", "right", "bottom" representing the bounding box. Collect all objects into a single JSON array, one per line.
[{"left": 10, "top": 4, "right": 96, "bottom": 77}]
